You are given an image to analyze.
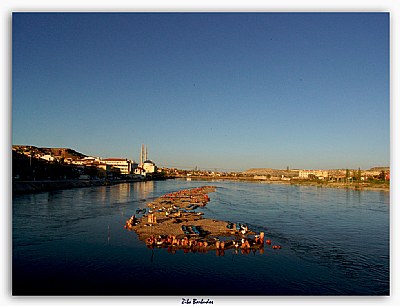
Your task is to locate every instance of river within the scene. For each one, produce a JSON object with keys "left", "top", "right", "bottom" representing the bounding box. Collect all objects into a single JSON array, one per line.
[{"left": 12, "top": 179, "right": 390, "bottom": 295}]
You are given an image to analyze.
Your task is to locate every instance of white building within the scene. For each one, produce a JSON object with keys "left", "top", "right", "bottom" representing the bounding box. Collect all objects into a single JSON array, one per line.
[
  {"left": 143, "top": 160, "right": 157, "bottom": 174},
  {"left": 134, "top": 166, "right": 146, "bottom": 176},
  {"left": 102, "top": 158, "right": 133, "bottom": 175},
  {"left": 71, "top": 156, "right": 101, "bottom": 166},
  {"left": 136, "top": 144, "right": 157, "bottom": 176},
  {"left": 299, "top": 170, "right": 328, "bottom": 180},
  {"left": 40, "top": 154, "right": 54, "bottom": 162}
]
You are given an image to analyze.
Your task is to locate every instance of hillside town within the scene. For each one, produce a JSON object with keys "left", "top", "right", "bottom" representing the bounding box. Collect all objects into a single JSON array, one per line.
[{"left": 12, "top": 144, "right": 160, "bottom": 181}]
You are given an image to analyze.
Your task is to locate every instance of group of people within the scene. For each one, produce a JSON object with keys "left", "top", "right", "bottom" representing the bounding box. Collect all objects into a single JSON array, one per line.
[
  {"left": 124, "top": 215, "right": 138, "bottom": 229},
  {"left": 144, "top": 233, "right": 274, "bottom": 251},
  {"left": 125, "top": 186, "right": 284, "bottom": 253},
  {"left": 146, "top": 235, "right": 209, "bottom": 248},
  {"left": 144, "top": 234, "right": 280, "bottom": 256}
]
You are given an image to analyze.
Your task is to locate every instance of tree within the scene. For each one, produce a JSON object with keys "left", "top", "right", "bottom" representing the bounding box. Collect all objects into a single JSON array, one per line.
[
  {"left": 357, "top": 168, "right": 362, "bottom": 181},
  {"left": 345, "top": 169, "right": 350, "bottom": 181}
]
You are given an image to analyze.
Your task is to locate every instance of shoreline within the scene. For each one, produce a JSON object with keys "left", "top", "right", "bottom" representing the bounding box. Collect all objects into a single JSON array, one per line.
[
  {"left": 12, "top": 175, "right": 389, "bottom": 196},
  {"left": 178, "top": 176, "right": 390, "bottom": 192},
  {"left": 12, "top": 178, "right": 144, "bottom": 195}
]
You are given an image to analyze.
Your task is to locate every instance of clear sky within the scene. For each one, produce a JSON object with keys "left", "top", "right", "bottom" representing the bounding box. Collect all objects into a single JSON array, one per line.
[{"left": 12, "top": 12, "right": 389, "bottom": 171}]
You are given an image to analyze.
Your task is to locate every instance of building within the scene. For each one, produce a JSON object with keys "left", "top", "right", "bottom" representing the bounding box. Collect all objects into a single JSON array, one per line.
[
  {"left": 299, "top": 170, "right": 328, "bottom": 180},
  {"left": 143, "top": 160, "right": 157, "bottom": 174},
  {"left": 40, "top": 154, "right": 54, "bottom": 162},
  {"left": 137, "top": 144, "right": 157, "bottom": 176},
  {"left": 134, "top": 166, "right": 146, "bottom": 176},
  {"left": 102, "top": 158, "right": 133, "bottom": 175},
  {"left": 94, "top": 162, "right": 112, "bottom": 172},
  {"left": 71, "top": 156, "right": 101, "bottom": 166}
]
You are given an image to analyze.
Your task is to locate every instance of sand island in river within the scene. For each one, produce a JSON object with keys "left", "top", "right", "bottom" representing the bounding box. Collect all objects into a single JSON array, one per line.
[{"left": 124, "top": 186, "right": 280, "bottom": 252}]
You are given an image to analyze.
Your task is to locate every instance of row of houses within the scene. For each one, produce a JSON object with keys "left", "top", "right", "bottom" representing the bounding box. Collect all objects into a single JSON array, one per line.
[
  {"left": 12, "top": 145, "right": 158, "bottom": 178},
  {"left": 69, "top": 156, "right": 157, "bottom": 177},
  {"left": 297, "top": 169, "right": 390, "bottom": 181},
  {"left": 298, "top": 170, "right": 329, "bottom": 180},
  {"left": 251, "top": 168, "right": 390, "bottom": 181}
]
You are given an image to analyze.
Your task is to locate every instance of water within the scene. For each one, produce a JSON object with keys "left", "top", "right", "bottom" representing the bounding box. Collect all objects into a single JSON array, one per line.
[{"left": 12, "top": 180, "right": 390, "bottom": 295}]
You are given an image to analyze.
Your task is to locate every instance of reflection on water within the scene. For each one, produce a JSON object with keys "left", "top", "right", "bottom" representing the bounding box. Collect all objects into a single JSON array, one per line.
[
  {"left": 12, "top": 180, "right": 389, "bottom": 296},
  {"left": 136, "top": 180, "right": 154, "bottom": 199},
  {"left": 149, "top": 245, "right": 265, "bottom": 256}
]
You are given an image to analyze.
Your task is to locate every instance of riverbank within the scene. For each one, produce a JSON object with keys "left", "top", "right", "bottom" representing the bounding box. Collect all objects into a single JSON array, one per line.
[
  {"left": 13, "top": 175, "right": 389, "bottom": 196},
  {"left": 289, "top": 180, "right": 390, "bottom": 192},
  {"left": 176, "top": 176, "right": 390, "bottom": 192},
  {"left": 12, "top": 178, "right": 143, "bottom": 195}
]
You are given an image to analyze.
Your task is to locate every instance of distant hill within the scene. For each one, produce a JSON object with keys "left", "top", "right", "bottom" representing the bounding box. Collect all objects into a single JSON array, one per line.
[
  {"left": 245, "top": 168, "right": 274, "bottom": 173},
  {"left": 12, "top": 149, "right": 81, "bottom": 181},
  {"left": 369, "top": 167, "right": 390, "bottom": 172},
  {"left": 12, "top": 145, "right": 87, "bottom": 160}
]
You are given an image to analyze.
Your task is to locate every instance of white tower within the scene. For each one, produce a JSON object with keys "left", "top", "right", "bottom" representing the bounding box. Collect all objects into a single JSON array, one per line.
[
  {"left": 140, "top": 144, "right": 149, "bottom": 167},
  {"left": 140, "top": 144, "right": 144, "bottom": 166}
]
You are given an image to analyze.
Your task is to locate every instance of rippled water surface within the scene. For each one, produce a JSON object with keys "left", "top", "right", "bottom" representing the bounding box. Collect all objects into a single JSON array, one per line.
[{"left": 12, "top": 180, "right": 390, "bottom": 295}]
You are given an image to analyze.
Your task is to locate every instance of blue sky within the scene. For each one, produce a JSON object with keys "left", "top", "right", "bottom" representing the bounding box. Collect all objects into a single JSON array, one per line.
[{"left": 12, "top": 12, "right": 389, "bottom": 171}]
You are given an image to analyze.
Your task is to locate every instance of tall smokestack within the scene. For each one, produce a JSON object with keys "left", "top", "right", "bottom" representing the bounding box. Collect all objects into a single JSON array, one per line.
[{"left": 140, "top": 144, "right": 144, "bottom": 166}]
